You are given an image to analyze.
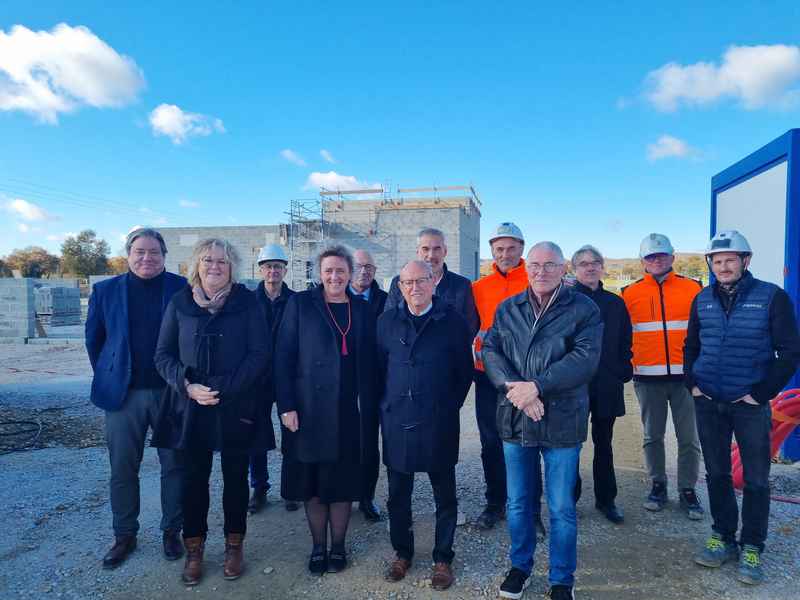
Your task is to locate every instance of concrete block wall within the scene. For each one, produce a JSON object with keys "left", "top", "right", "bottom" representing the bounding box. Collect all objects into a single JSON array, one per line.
[{"left": 0, "top": 279, "right": 35, "bottom": 338}]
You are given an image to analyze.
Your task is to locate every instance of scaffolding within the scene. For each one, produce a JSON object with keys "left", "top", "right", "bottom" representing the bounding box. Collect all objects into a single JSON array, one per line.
[{"left": 286, "top": 198, "right": 325, "bottom": 290}]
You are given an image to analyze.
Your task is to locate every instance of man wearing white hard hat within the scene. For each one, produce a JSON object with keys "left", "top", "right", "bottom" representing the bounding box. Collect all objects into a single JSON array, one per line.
[
  {"left": 471, "top": 223, "right": 543, "bottom": 537},
  {"left": 685, "top": 230, "right": 800, "bottom": 585},
  {"left": 248, "top": 244, "right": 299, "bottom": 513},
  {"left": 621, "top": 233, "right": 704, "bottom": 519}
]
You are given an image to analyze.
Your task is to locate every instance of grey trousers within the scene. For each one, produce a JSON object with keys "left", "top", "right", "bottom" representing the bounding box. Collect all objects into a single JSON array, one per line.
[
  {"left": 634, "top": 380, "right": 701, "bottom": 490},
  {"left": 105, "top": 387, "right": 183, "bottom": 536}
]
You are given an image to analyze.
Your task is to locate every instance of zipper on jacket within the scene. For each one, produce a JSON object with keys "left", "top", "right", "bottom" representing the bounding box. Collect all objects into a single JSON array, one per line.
[{"left": 657, "top": 280, "right": 671, "bottom": 375}]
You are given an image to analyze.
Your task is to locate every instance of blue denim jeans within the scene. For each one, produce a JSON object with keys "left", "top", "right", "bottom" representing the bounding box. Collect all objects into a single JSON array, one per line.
[{"left": 504, "top": 441, "right": 581, "bottom": 586}]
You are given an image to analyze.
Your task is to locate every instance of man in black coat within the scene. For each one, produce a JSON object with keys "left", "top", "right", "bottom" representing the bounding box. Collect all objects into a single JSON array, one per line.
[
  {"left": 377, "top": 260, "right": 473, "bottom": 591},
  {"left": 349, "top": 248, "right": 389, "bottom": 521},
  {"left": 248, "top": 244, "right": 296, "bottom": 513},
  {"left": 572, "top": 245, "right": 633, "bottom": 524},
  {"left": 384, "top": 227, "right": 479, "bottom": 338}
]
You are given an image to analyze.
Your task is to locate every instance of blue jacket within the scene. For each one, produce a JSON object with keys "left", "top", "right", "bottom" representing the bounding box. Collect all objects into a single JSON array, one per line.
[
  {"left": 85, "top": 271, "right": 186, "bottom": 411},
  {"left": 685, "top": 271, "right": 800, "bottom": 404}
]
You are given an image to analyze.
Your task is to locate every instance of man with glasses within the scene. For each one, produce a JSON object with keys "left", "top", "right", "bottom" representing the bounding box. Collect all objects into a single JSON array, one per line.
[
  {"left": 249, "top": 244, "right": 297, "bottom": 513},
  {"left": 86, "top": 228, "right": 186, "bottom": 568},
  {"left": 572, "top": 245, "right": 633, "bottom": 524},
  {"left": 384, "top": 228, "right": 479, "bottom": 339},
  {"left": 378, "top": 260, "right": 473, "bottom": 590},
  {"left": 621, "top": 233, "right": 703, "bottom": 518},
  {"left": 349, "top": 248, "right": 388, "bottom": 522},
  {"left": 483, "top": 242, "right": 602, "bottom": 600}
]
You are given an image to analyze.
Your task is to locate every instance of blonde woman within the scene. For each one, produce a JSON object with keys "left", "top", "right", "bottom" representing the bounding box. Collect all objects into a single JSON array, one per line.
[{"left": 153, "top": 238, "right": 270, "bottom": 585}]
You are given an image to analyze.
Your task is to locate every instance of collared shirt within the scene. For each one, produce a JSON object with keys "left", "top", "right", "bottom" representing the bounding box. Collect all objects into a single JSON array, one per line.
[
  {"left": 406, "top": 301, "right": 434, "bottom": 331},
  {"left": 349, "top": 283, "right": 371, "bottom": 301}
]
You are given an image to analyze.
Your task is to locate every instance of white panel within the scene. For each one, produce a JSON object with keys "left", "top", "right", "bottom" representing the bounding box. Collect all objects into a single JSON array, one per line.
[
  {"left": 179, "top": 234, "right": 199, "bottom": 247},
  {"left": 716, "top": 161, "right": 787, "bottom": 286}
]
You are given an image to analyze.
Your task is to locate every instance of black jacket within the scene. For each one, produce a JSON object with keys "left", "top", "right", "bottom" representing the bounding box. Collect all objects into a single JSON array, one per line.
[
  {"left": 376, "top": 299, "right": 473, "bottom": 474},
  {"left": 482, "top": 285, "right": 603, "bottom": 447},
  {"left": 574, "top": 282, "right": 633, "bottom": 418},
  {"left": 275, "top": 285, "right": 378, "bottom": 463},
  {"left": 256, "top": 280, "right": 295, "bottom": 451},
  {"left": 384, "top": 263, "right": 480, "bottom": 338},
  {"left": 353, "top": 280, "right": 388, "bottom": 321},
  {"left": 151, "top": 284, "right": 271, "bottom": 452}
]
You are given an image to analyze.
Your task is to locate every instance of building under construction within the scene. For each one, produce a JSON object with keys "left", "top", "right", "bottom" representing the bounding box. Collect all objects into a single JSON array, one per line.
[{"left": 157, "top": 185, "right": 482, "bottom": 290}]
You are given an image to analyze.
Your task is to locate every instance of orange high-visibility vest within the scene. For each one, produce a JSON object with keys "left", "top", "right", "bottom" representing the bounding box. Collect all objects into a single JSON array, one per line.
[
  {"left": 621, "top": 271, "right": 701, "bottom": 377},
  {"left": 472, "top": 259, "right": 528, "bottom": 371}
]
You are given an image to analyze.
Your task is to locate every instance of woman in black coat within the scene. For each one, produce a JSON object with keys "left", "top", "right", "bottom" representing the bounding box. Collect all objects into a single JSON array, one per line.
[
  {"left": 571, "top": 245, "right": 633, "bottom": 523},
  {"left": 275, "top": 245, "right": 377, "bottom": 575},
  {"left": 153, "top": 238, "right": 269, "bottom": 585}
]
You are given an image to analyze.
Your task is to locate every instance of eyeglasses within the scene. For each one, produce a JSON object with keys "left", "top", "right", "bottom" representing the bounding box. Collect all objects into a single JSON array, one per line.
[
  {"left": 260, "top": 263, "right": 286, "bottom": 270},
  {"left": 527, "top": 262, "right": 563, "bottom": 273},
  {"left": 576, "top": 260, "right": 602, "bottom": 269},
  {"left": 354, "top": 263, "right": 376, "bottom": 272},
  {"left": 399, "top": 277, "right": 432, "bottom": 288},
  {"left": 642, "top": 253, "right": 670, "bottom": 262},
  {"left": 201, "top": 257, "right": 229, "bottom": 267}
]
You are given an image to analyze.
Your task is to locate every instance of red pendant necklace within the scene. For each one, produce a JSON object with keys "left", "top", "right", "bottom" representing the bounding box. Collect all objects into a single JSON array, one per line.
[{"left": 325, "top": 300, "right": 352, "bottom": 355}]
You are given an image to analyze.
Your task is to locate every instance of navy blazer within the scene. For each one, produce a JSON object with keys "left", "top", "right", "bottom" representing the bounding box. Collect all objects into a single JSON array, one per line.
[{"left": 85, "top": 271, "right": 187, "bottom": 411}]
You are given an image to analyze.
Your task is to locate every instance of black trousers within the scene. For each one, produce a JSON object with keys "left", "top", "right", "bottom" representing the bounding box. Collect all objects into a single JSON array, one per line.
[
  {"left": 387, "top": 466, "right": 457, "bottom": 564},
  {"left": 183, "top": 449, "right": 249, "bottom": 538},
  {"left": 474, "top": 370, "right": 507, "bottom": 508},
  {"left": 590, "top": 416, "right": 618, "bottom": 507}
]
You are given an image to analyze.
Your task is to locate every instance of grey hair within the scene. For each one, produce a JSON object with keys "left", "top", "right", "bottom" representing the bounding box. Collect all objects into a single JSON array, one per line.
[
  {"left": 125, "top": 228, "right": 167, "bottom": 256},
  {"left": 417, "top": 228, "right": 446, "bottom": 245},
  {"left": 571, "top": 244, "right": 604, "bottom": 268},
  {"left": 400, "top": 259, "right": 433, "bottom": 278},
  {"left": 188, "top": 238, "right": 240, "bottom": 288},
  {"left": 528, "top": 241, "right": 565, "bottom": 262},
  {"left": 316, "top": 244, "right": 354, "bottom": 274}
]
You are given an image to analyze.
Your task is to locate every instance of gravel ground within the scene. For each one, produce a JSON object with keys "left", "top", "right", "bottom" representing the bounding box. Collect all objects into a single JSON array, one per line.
[{"left": 1, "top": 343, "right": 798, "bottom": 600}]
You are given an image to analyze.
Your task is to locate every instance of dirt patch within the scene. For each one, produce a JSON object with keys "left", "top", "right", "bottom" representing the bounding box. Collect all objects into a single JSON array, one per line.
[{"left": 0, "top": 404, "right": 104, "bottom": 453}]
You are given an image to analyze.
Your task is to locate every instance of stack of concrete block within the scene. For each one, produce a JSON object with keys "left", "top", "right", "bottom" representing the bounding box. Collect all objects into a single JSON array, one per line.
[
  {"left": 0, "top": 279, "right": 36, "bottom": 339},
  {"left": 34, "top": 286, "right": 81, "bottom": 326}
]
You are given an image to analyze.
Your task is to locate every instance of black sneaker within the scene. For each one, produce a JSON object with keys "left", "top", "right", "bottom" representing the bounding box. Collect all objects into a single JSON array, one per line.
[
  {"left": 499, "top": 567, "right": 529, "bottom": 599},
  {"left": 476, "top": 505, "right": 506, "bottom": 530},
  {"left": 643, "top": 481, "right": 667, "bottom": 511},
  {"left": 547, "top": 584, "right": 575, "bottom": 599},
  {"left": 679, "top": 488, "right": 704, "bottom": 520},
  {"left": 308, "top": 549, "right": 327, "bottom": 575}
]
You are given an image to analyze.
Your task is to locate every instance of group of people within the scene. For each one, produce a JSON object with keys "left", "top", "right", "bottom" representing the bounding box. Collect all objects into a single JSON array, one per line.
[{"left": 86, "top": 223, "right": 800, "bottom": 598}]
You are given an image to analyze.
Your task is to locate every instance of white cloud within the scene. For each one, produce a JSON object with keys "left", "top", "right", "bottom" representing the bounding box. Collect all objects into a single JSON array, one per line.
[
  {"left": 0, "top": 23, "right": 145, "bottom": 124},
  {"left": 149, "top": 103, "right": 225, "bottom": 144},
  {"left": 303, "top": 171, "right": 378, "bottom": 191},
  {"left": 320, "top": 149, "right": 337, "bottom": 164},
  {"left": 178, "top": 199, "right": 199, "bottom": 208},
  {"left": 17, "top": 223, "right": 29, "bottom": 233},
  {"left": 4, "top": 198, "right": 55, "bottom": 221},
  {"left": 645, "top": 44, "right": 800, "bottom": 111},
  {"left": 280, "top": 148, "right": 307, "bottom": 166},
  {"left": 646, "top": 134, "right": 696, "bottom": 161}
]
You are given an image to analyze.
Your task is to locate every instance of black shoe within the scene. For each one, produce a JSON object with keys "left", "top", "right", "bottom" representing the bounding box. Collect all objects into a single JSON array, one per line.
[
  {"left": 359, "top": 499, "right": 382, "bottom": 522},
  {"left": 162, "top": 528, "right": 184, "bottom": 561},
  {"left": 475, "top": 505, "right": 506, "bottom": 530},
  {"left": 499, "top": 567, "right": 529, "bottom": 599},
  {"left": 327, "top": 548, "right": 348, "bottom": 573},
  {"left": 595, "top": 502, "right": 624, "bottom": 524},
  {"left": 285, "top": 500, "right": 300, "bottom": 512},
  {"left": 643, "top": 481, "right": 667, "bottom": 511},
  {"left": 102, "top": 535, "right": 137, "bottom": 569},
  {"left": 679, "top": 488, "right": 704, "bottom": 521},
  {"left": 248, "top": 488, "right": 268, "bottom": 514},
  {"left": 547, "top": 584, "right": 575, "bottom": 599},
  {"left": 308, "top": 549, "right": 328, "bottom": 575}
]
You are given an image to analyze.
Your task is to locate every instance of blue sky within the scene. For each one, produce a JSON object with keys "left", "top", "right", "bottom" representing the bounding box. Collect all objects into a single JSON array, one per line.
[{"left": 1, "top": 1, "right": 799, "bottom": 260}]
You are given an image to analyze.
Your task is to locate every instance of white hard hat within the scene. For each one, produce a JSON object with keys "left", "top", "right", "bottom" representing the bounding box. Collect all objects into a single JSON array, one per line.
[
  {"left": 705, "top": 230, "right": 752, "bottom": 257},
  {"left": 489, "top": 222, "right": 525, "bottom": 244},
  {"left": 639, "top": 233, "right": 674, "bottom": 258},
  {"left": 257, "top": 244, "right": 288, "bottom": 264}
]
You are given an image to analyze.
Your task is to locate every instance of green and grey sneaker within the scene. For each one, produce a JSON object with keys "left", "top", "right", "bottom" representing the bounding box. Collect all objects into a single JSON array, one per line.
[
  {"left": 737, "top": 545, "right": 764, "bottom": 585},
  {"left": 694, "top": 533, "right": 739, "bottom": 568}
]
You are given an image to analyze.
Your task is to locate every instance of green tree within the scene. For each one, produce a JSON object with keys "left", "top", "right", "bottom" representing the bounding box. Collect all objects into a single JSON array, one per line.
[
  {"left": 0, "top": 258, "right": 13, "bottom": 277},
  {"left": 4, "top": 246, "right": 61, "bottom": 278},
  {"left": 61, "top": 230, "right": 110, "bottom": 277}
]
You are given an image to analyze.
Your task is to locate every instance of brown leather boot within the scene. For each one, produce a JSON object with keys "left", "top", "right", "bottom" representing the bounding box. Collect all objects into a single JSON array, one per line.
[
  {"left": 182, "top": 537, "right": 205, "bottom": 586},
  {"left": 223, "top": 533, "right": 245, "bottom": 580},
  {"left": 431, "top": 562, "right": 454, "bottom": 591}
]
